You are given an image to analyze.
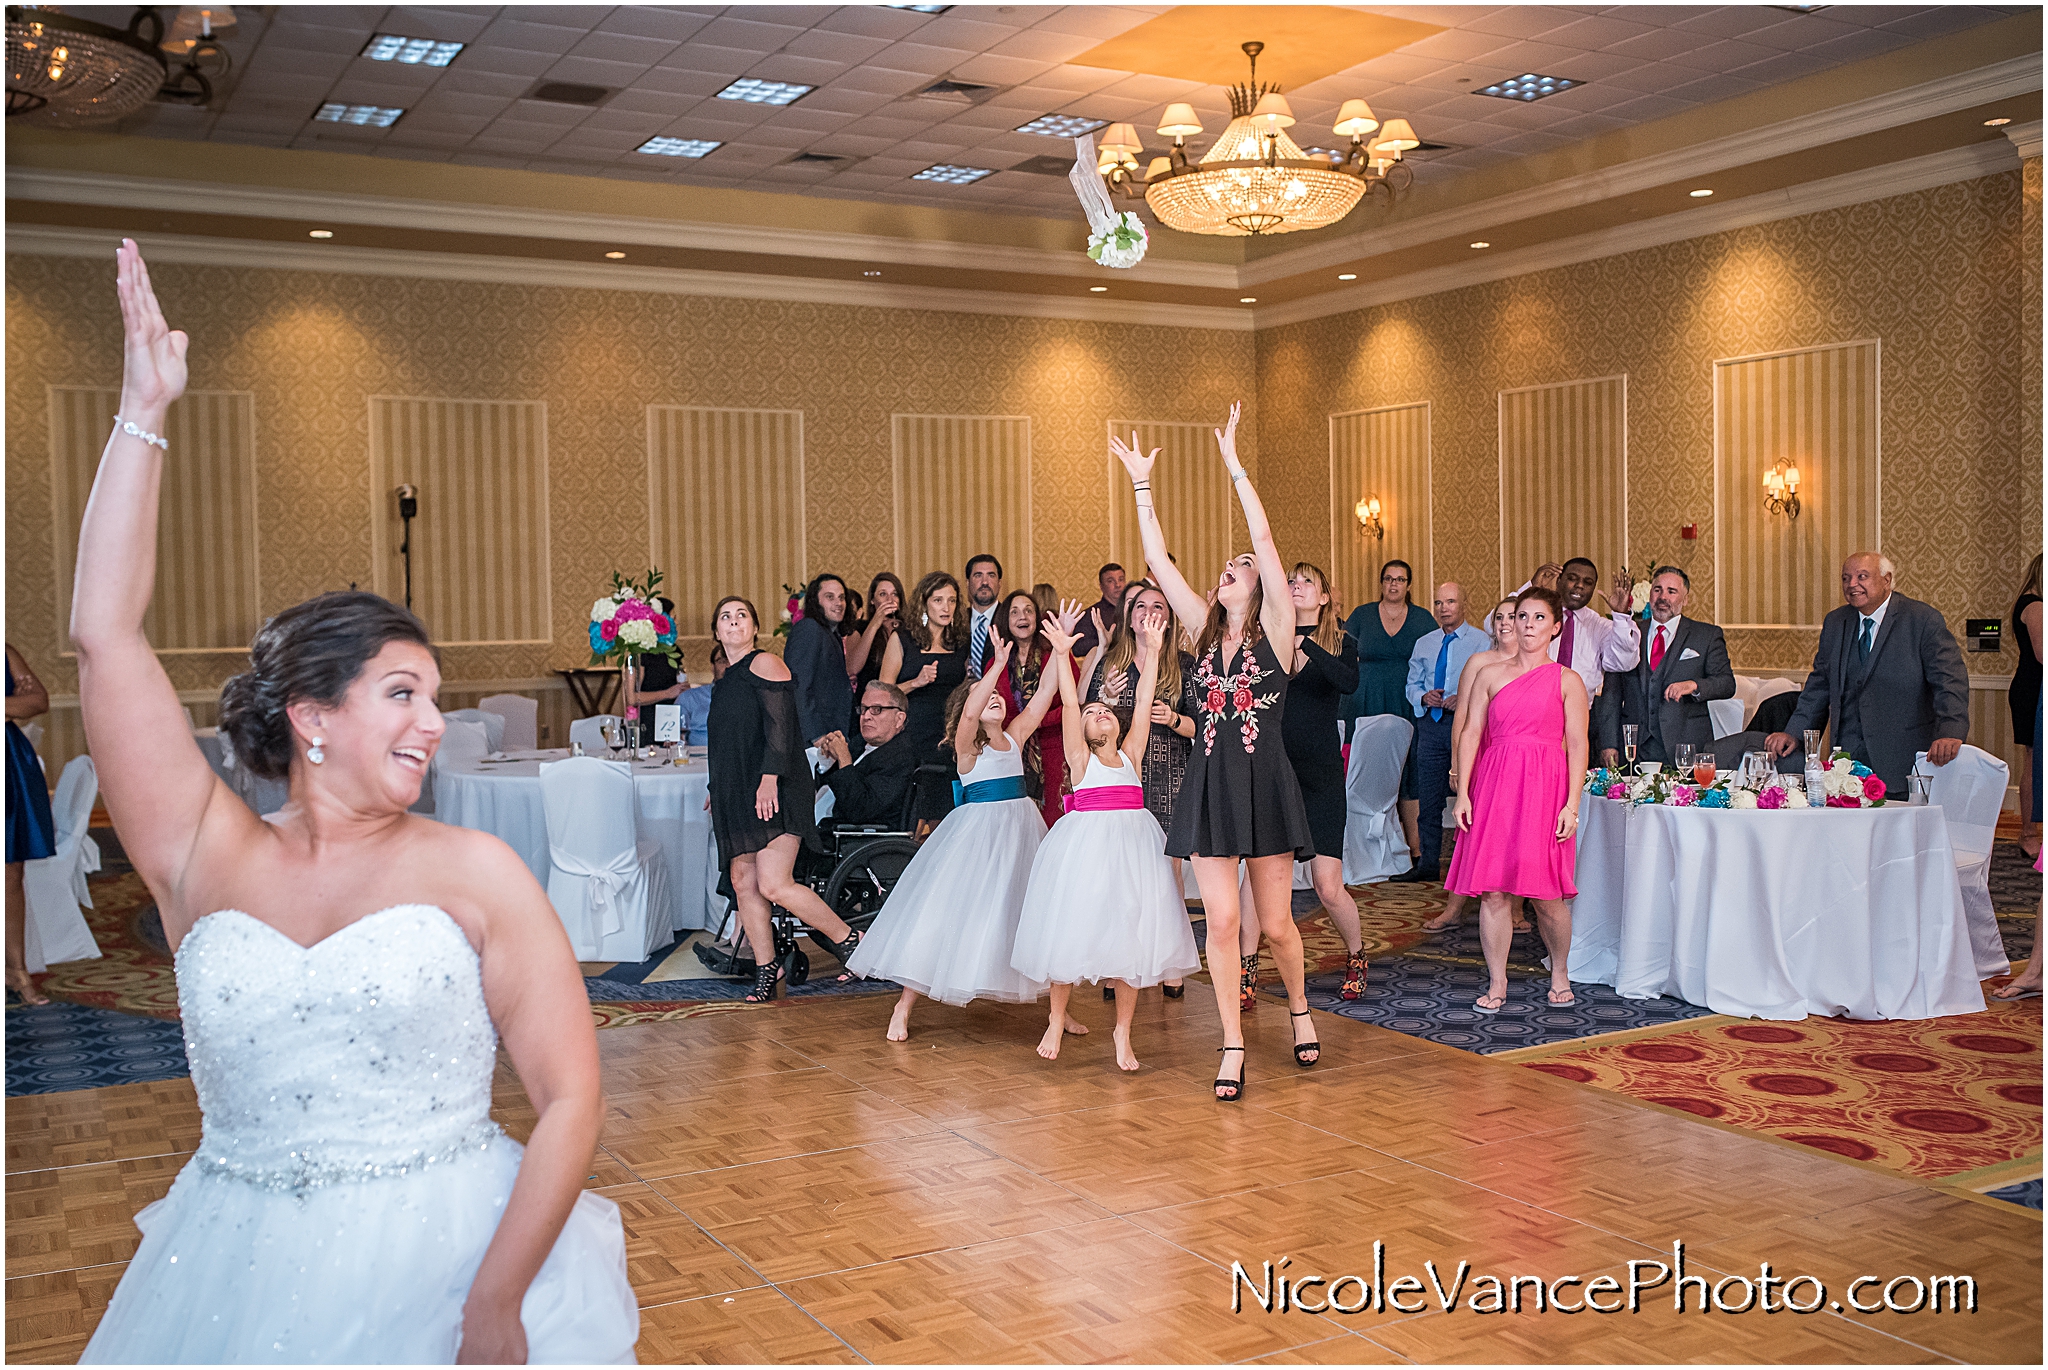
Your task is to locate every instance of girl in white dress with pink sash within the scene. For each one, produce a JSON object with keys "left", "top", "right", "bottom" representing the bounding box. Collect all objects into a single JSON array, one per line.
[{"left": 1013, "top": 607, "right": 1202, "bottom": 1070}]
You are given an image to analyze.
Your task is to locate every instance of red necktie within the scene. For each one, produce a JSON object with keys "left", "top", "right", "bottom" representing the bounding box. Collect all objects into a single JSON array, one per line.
[{"left": 1649, "top": 624, "right": 1667, "bottom": 672}]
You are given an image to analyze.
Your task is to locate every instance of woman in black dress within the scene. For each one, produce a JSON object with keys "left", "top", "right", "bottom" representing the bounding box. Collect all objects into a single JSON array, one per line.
[
  {"left": 843, "top": 572, "right": 903, "bottom": 737},
  {"left": 880, "top": 571, "right": 968, "bottom": 820},
  {"left": 1242, "top": 564, "right": 1366, "bottom": 999},
  {"left": 706, "top": 595, "right": 861, "bottom": 1001},
  {"left": 2011, "top": 553, "right": 2041, "bottom": 858},
  {"left": 1112, "top": 404, "right": 1319, "bottom": 1101}
]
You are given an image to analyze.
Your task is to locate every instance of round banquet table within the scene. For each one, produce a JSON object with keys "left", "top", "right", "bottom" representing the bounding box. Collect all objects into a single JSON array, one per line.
[
  {"left": 1563, "top": 795, "right": 1987, "bottom": 1021},
  {"left": 432, "top": 750, "right": 724, "bottom": 938}
]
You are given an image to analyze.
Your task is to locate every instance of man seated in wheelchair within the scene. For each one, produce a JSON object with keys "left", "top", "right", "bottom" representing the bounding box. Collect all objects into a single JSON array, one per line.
[{"left": 813, "top": 681, "right": 920, "bottom": 833}]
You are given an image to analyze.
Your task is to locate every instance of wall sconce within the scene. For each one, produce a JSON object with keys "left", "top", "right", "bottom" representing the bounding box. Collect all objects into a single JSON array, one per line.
[
  {"left": 1354, "top": 495, "right": 1384, "bottom": 540},
  {"left": 1762, "top": 459, "right": 1801, "bottom": 521}
]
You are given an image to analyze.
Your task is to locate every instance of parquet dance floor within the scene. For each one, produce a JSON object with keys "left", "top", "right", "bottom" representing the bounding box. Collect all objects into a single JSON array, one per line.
[{"left": 8, "top": 988, "right": 2040, "bottom": 1364}]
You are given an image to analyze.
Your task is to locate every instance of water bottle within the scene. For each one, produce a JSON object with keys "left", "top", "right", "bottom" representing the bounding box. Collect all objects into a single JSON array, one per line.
[{"left": 1804, "top": 752, "right": 1826, "bottom": 808}]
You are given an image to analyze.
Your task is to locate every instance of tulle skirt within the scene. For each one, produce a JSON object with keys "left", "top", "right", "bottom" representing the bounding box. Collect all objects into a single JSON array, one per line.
[
  {"left": 845, "top": 796, "right": 1048, "bottom": 1005},
  {"left": 81, "top": 1133, "right": 638, "bottom": 1364},
  {"left": 1012, "top": 809, "right": 1203, "bottom": 988}
]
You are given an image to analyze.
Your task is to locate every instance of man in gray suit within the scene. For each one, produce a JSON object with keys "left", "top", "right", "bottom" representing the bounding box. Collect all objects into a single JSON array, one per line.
[
  {"left": 1767, "top": 552, "right": 1969, "bottom": 793},
  {"left": 1597, "top": 565, "right": 1734, "bottom": 766}
]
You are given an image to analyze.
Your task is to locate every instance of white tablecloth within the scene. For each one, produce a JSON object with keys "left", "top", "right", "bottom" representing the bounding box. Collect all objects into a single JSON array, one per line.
[
  {"left": 1566, "top": 796, "right": 1984, "bottom": 1021},
  {"left": 433, "top": 751, "right": 724, "bottom": 936}
]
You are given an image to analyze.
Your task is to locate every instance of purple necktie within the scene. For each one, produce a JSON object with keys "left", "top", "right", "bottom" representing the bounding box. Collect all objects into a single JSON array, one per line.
[{"left": 1557, "top": 611, "right": 1577, "bottom": 673}]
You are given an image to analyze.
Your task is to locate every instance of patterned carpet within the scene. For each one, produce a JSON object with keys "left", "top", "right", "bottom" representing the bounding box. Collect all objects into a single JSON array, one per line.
[{"left": 4, "top": 999, "right": 189, "bottom": 1096}]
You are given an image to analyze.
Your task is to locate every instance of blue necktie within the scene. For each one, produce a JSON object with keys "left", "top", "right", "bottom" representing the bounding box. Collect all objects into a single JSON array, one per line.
[
  {"left": 970, "top": 611, "right": 990, "bottom": 676},
  {"left": 1857, "top": 616, "right": 1874, "bottom": 663},
  {"left": 1430, "top": 634, "right": 1452, "bottom": 721}
]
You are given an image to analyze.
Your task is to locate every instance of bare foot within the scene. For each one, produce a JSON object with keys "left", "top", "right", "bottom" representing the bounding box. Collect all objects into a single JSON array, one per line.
[
  {"left": 1037, "top": 1019, "right": 1064, "bottom": 1060},
  {"left": 1112, "top": 1025, "right": 1140, "bottom": 1072},
  {"left": 885, "top": 1003, "right": 911, "bottom": 1042},
  {"left": 1062, "top": 1014, "right": 1089, "bottom": 1035},
  {"left": 1511, "top": 920, "right": 1532, "bottom": 933},
  {"left": 7, "top": 971, "right": 48, "bottom": 1007}
]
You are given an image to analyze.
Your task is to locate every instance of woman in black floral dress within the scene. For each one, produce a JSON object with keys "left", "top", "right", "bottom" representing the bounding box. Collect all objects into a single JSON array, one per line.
[{"left": 1111, "top": 404, "right": 1318, "bottom": 1102}]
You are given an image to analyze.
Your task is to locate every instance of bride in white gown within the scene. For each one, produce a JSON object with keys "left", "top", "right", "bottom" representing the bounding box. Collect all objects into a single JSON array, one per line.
[{"left": 74, "top": 241, "right": 638, "bottom": 1364}]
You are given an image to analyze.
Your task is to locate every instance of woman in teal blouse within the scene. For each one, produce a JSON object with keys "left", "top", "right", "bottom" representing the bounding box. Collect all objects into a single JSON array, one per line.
[{"left": 1341, "top": 559, "right": 1433, "bottom": 860}]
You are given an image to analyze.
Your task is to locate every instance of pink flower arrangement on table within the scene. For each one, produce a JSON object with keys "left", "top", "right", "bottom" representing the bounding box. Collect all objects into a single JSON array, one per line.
[{"left": 588, "top": 569, "right": 681, "bottom": 719}]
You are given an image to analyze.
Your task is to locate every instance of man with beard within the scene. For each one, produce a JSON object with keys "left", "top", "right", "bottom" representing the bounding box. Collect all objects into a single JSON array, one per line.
[{"left": 963, "top": 553, "right": 1003, "bottom": 677}]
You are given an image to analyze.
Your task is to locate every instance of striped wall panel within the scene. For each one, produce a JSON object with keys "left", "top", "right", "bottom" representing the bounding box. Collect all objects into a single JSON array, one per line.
[
  {"left": 646, "top": 406, "right": 805, "bottom": 637},
  {"left": 48, "top": 387, "right": 262, "bottom": 654},
  {"left": 893, "top": 414, "right": 1032, "bottom": 587},
  {"left": 369, "top": 397, "right": 551, "bottom": 645},
  {"left": 1329, "top": 402, "right": 1431, "bottom": 615},
  {"left": 1497, "top": 375, "right": 1628, "bottom": 594},
  {"left": 1106, "top": 419, "right": 1244, "bottom": 599},
  {"left": 1714, "top": 341, "right": 1881, "bottom": 629}
]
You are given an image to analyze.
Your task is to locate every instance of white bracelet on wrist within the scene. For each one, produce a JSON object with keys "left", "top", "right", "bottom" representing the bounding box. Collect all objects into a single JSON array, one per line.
[{"left": 112, "top": 416, "right": 168, "bottom": 451}]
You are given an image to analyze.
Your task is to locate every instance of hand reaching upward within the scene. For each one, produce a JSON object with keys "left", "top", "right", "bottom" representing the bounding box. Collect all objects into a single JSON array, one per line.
[
  {"left": 116, "top": 239, "right": 188, "bottom": 418},
  {"left": 985, "top": 635, "right": 1013, "bottom": 675},
  {"left": 1136, "top": 607, "right": 1165, "bottom": 661},
  {"left": 1213, "top": 401, "right": 1244, "bottom": 475},
  {"left": 1054, "top": 598, "right": 1085, "bottom": 639},
  {"left": 1109, "top": 431, "right": 1158, "bottom": 484},
  {"left": 1040, "top": 610, "right": 1081, "bottom": 656}
]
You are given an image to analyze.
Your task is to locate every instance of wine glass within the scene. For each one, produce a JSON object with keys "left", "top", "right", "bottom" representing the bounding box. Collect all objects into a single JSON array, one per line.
[
  {"left": 1622, "top": 724, "right": 1639, "bottom": 772},
  {"left": 599, "top": 718, "right": 620, "bottom": 754},
  {"left": 1694, "top": 753, "right": 1716, "bottom": 788},
  {"left": 1674, "top": 743, "right": 1695, "bottom": 775}
]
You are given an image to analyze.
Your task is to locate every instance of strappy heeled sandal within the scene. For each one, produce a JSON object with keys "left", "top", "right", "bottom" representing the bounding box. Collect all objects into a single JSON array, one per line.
[
  {"left": 1238, "top": 962, "right": 1259, "bottom": 1012},
  {"left": 1214, "top": 1046, "right": 1246, "bottom": 1103},
  {"left": 828, "top": 927, "right": 865, "bottom": 983},
  {"left": 1289, "top": 1009, "right": 1320, "bottom": 1068},
  {"left": 743, "top": 961, "right": 783, "bottom": 1004},
  {"left": 1340, "top": 949, "right": 1369, "bottom": 1001}
]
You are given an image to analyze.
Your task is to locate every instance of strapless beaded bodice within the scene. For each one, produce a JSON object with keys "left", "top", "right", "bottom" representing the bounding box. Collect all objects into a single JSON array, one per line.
[{"left": 174, "top": 904, "right": 502, "bottom": 1195}]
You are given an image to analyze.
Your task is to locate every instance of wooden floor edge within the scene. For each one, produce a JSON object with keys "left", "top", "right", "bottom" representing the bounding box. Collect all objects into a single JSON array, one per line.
[{"left": 1487, "top": 1014, "right": 1742, "bottom": 1061}]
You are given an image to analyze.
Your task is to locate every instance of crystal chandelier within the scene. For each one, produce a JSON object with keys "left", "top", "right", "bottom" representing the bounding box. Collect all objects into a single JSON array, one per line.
[
  {"left": 1121, "top": 41, "right": 1418, "bottom": 238},
  {"left": 6, "top": 6, "right": 168, "bottom": 128}
]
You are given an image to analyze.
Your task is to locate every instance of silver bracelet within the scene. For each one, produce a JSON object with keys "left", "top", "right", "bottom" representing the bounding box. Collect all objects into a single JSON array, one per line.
[
  {"left": 112, "top": 415, "right": 168, "bottom": 451},
  {"left": 1231, "top": 470, "right": 1247, "bottom": 483}
]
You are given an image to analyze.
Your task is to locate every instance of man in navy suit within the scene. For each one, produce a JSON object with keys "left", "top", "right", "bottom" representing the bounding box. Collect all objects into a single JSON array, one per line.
[
  {"left": 1767, "top": 552, "right": 1969, "bottom": 794},
  {"left": 1596, "top": 566, "right": 1734, "bottom": 766}
]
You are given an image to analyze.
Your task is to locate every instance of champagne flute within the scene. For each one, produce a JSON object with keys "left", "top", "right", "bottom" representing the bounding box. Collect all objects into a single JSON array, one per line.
[
  {"left": 1622, "top": 724, "right": 1639, "bottom": 772},
  {"left": 1803, "top": 729, "right": 1823, "bottom": 765},
  {"left": 1674, "top": 743, "right": 1694, "bottom": 776}
]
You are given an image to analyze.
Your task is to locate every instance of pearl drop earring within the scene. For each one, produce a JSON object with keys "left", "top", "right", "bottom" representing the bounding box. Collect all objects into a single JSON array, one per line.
[{"left": 308, "top": 736, "right": 326, "bottom": 765}]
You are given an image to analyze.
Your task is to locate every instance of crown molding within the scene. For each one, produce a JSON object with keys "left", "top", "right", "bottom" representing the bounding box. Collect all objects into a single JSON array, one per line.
[
  {"left": 3, "top": 224, "right": 1255, "bottom": 332},
  {"left": 1250, "top": 139, "right": 2019, "bottom": 330},
  {"left": 3, "top": 166, "right": 1239, "bottom": 291},
  {"left": 2003, "top": 119, "right": 2044, "bottom": 159},
  {"left": 1240, "top": 53, "right": 2044, "bottom": 287}
]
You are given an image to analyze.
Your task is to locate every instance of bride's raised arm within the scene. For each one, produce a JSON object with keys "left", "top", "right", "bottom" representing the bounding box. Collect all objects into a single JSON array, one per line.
[
  {"left": 1213, "top": 403, "right": 1295, "bottom": 651},
  {"left": 70, "top": 241, "right": 244, "bottom": 888},
  {"left": 1109, "top": 431, "right": 1207, "bottom": 630}
]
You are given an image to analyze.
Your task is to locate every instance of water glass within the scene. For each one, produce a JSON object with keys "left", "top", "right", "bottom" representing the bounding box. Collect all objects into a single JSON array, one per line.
[
  {"left": 1693, "top": 756, "right": 1716, "bottom": 788},
  {"left": 1803, "top": 729, "right": 1823, "bottom": 762}
]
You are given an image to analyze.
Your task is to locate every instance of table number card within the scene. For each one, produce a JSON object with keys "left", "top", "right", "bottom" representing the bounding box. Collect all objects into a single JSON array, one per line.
[{"left": 653, "top": 705, "right": 681, "bottom": 742}]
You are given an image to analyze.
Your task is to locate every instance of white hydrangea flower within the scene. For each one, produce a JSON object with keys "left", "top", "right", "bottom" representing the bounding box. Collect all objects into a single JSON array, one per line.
[
  {"left": 1785, "top": 787, "right": 1810, "bottom": 808},
  {"left": 618, "top": 619, "right": 657, "bottom": 649},
  {"left": 591, "top": 597, "right": 619, "bottom": 623},
  {"left": 1732, "top": 789, "right": 1759, "bottom": 809},
  {"left": 1630, "top": 581, "right": 1651, "bottom": 613}
]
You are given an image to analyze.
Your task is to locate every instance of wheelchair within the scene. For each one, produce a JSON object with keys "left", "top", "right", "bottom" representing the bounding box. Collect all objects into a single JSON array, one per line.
[{"left": 693, "top": 763, "right": 949, "bottom": 985}]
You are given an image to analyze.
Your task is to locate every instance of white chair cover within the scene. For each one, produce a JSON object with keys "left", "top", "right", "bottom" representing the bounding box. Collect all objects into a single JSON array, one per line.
[
  {"left": 537, "top": 757, "right": 672, "bottom": 962},
  {"left": 1708, "top": 698, "right": 1744, "bottom": 740},
  {"left": 420, "top": 718, "right": 491, "bottom": 818},
  {"left": 477, "top": 694, "right": 538, "bottom": 751},
  {"left": 1343, "top": 715, "right": 1414, "bottom": 885},
  {"left": 443, "top": 708, "right": 505, "bottom": 753},
  {"left": 1922, "top": 745, "right": 2011, "bottom": 978},
  {"left": 23, "top": 755, "right": 103, "bottom": 973},
  {"left": 569, "top": 715, "right": 620, "bottom": 754}
]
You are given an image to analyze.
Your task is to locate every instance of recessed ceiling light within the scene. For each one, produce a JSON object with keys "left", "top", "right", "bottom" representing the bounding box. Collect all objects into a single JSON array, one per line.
[
  {"left": 1015, "top": 113, "right": 1107, "bottom": 138},
  {"left": 1469, "top": 241, "right": 1490, "bottom": 249},
  {"left": 636, "top": 137, "right": 721, "bottom": 157},
  {"left": 308, "top": 229, "right": 334, "bottom": 239},
  {"left": 912, "top": 163, "right": 993, "bottom": 185},
  {"left": 1986, "top": 117, "right": 2013, "bottom": 127},
  {"left": 883, "top": 2, "right": 952, "bottom": 10},
  {"left": 361, "top": 34, "right": 464, "bottom": 66},
  {"left": 604, "top": 251, "right": 626, "bottom": 259},
  {"left": 1689, "top": 188, "right": 1714, "bottom": 197},
  {"left": 1089, "top": 285, "right": 1108, "bottom": 292},
  {"left": 313, "top": 103, "right": 403, "bottom": 128},
  {"left": 863, "top": 270, "right": 882, "bottom": 277},
  {"left": 716, "top": 78, "right": 813, "bottom": 106},
  {"left": 1239, "top": 296, "right": 1257, "bottom": 304},
  {"left": 1337, "top": 273, "right": 1357, "bottom": 280},
  {"left": 1476, "top": 73, "right": 1579, "bottom": 103}
]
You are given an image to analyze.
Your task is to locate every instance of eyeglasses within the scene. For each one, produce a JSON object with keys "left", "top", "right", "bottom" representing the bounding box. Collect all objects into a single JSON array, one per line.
[{"left": 859, "top": 704, "right": 905, "bottom": 716}]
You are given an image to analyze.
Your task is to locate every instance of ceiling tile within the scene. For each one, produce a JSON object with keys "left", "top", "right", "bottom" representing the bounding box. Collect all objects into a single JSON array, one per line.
[
  {"left": 632, "top": 66, "right": 731, "bottom": 98},
  {"left": 542, "top": 55, "right": 657, "bottom": 87},
  {"left": 1598, "top": 91, "right": 1699, "bottom": 123},
  {"left": 794, "top": 87, "right": 896, "bottom": 117},
  {"left": 812, "top": 8, "right": 936, "bottom": 40},
  {"left": 947, "top": 51, "right": 1060, "bottom": 86},
  {"left": 984, "top": 27, "right": 1104, "bottom": 64},
  {"left": 263, "top": 22, "right": 377, "bottom": 56},
  {"left": 782, "top": 29, "right": 893, "bottom": 64},
  {"left": 593, "top": 8, "right": 716, "bottom": 44},
  {"left": 475, "top": 18, "right": 591, "bottom": 55},
  {"left": 693, "top": 16, "right": 810, "bottom": 52},
  {"left": 455, "top": 46, "right": 560, "bottom": 78},
  {"left": 1460, "top": 7, "right": 1585, "bottom": 40},
  {"left": 1661, "top": 38, "right": 1784, "bottom": 73},
  {"left": 567, "top": 31, "right": 678, "bottom": 67},
  {"left": 1799, "top": 26, "right": 1920, "bottom": 64},
  {"left": 1027, "top": 6, "right": 1160, "bottom": 40},
  {"left": 656, "top": 43, "right": 783, "bottom": 76},
  {"left": 1726, "top": 49, "right": 1834, "bottom": 86},
  {"left": 498, "top": 100, "right": 594, "bottom": 127},
  {"left": 380, "top": 7, "right": 496, "bottom": 43},
  {"left": 1394, "top": 26, "right": 1532, "bottom": 62},
  {"left": 910, "top": 14, "right": 1033, "bottom": 53},
  {"left": 436, "top": 69, "right": 534, "bottom": 99},
  {"left": 832, "top": 65, "right": 943, "bottom": 97},
  {"left": 746, "top": 53, "right": 852, "bottom": 85}
]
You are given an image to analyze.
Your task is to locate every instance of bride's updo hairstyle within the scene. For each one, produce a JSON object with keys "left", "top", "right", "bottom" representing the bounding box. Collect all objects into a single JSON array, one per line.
[{"left": 219, "top": 591, "right": 437, "bottom": 780}]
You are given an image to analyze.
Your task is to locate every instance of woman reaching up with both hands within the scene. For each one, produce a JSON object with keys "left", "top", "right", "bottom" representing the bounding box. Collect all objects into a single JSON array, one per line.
[{"left": 1110, "top": 405, "right": 1320, "bottom": 1102}]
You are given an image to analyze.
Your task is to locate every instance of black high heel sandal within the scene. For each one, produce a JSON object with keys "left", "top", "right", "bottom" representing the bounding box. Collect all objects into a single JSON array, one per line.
[
  {"left": 1162, "top": 982, "right": 1186, "bottom": 1000},
  {"left": 1214, "top": 1046, "right": 1246, "bottom": 1103},
  {"left": 1289, "top": 1009, "right": 1320, "bottom": 1068},
  {"left": 744, "top": 961, "right": 783, "bottom": 1004},
  {"left": 827, "top": 927, "right": 864, "bottom": 983}
]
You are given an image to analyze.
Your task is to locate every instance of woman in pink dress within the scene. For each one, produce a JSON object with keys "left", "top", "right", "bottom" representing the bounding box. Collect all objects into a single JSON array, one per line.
[{"left": 1447, "top": 586, "right": 1589, "bottom": 1014}]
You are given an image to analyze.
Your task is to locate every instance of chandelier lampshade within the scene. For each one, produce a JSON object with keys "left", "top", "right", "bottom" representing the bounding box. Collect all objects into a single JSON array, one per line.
[
  {"left": 6, "top": 5, "right": 167, "bottom": 127},
  {"left": 1141, "top": 40, "right": 1416, "bottom": 238}
]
